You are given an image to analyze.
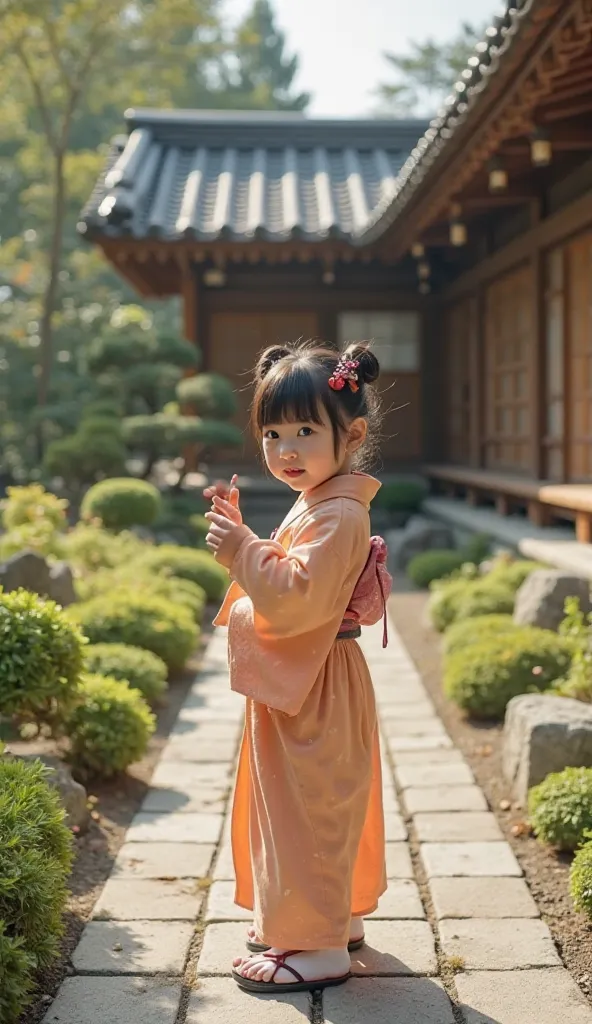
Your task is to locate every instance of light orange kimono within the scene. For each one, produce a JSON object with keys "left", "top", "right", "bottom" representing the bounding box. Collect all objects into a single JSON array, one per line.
[{"left": 213, "top": 471, "right": 387, "bottom": 950}]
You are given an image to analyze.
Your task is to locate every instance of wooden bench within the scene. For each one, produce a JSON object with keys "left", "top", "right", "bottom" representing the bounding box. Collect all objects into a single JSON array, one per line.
[{"left": 424, "top": 465, "right": 592, "bottom": 544}]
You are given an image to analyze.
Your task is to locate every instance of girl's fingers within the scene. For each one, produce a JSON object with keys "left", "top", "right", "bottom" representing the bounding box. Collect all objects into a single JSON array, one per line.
[{"left": 205, "top": 511, "right": 233, "bottom": 530}]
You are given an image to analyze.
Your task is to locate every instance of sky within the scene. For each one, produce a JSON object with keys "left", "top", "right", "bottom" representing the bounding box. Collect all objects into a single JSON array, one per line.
[{"left": 224, "top": 0, "right": 501, "bottom": 116}]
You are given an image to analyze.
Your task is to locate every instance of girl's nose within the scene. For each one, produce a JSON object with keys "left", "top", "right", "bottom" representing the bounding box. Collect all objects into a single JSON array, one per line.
[{"left": 279, "top": 446, "right": 298, "bottom": 460}]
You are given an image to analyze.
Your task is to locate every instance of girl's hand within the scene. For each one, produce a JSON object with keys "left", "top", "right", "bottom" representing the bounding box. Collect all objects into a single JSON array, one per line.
[
  {"left": 203, "top": 474, "right": 240, "bottom": 512},
  {"left": 204, "top": 504, "right": 247, "bottom": 568}
]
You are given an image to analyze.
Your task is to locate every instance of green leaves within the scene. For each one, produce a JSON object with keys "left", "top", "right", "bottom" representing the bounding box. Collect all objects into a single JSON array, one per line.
[
  {"left": 64, "top": 673, "right": 156, "bottom": 778},
  {"left": 529, "top": 767, "right": 592, "bottom": 852}
]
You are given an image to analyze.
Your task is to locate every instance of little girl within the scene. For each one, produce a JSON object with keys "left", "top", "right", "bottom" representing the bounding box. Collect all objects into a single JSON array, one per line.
[{"left": 204, "top": 340, "right": 391, "bottom": 995}]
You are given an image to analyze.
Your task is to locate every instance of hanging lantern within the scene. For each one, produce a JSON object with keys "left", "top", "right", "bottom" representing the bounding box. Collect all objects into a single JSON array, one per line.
[
  {"left": 418, "top": 281, "right": 431, "bottom": 295},
  {"left": 411, "top": 242, "right": 425, "bottom": 259},
  {"left": 450, "top": 220, "right": 467, "bottom": 246},
  {"left": 488, "top": 156, "right": 508, "bottom": 193},
  {"left": 531, "top": 128, "right": 552, "bottom": 167},
  {"left": 417, "top": 260, "right": 431, "bottom": 280}
]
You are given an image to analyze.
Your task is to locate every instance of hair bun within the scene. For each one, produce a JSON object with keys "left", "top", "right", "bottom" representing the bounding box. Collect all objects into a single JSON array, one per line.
[
  {"left": 343, "top": 343, "right": 380, "bottom": 385},
  {"left": 255, "top": 345, "right": 292, "bottom": 384}
]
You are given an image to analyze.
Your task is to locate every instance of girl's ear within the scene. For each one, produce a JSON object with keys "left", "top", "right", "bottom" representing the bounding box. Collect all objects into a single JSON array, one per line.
[{"left": 347, "top": 417, "right": 368, "bottom": 453}]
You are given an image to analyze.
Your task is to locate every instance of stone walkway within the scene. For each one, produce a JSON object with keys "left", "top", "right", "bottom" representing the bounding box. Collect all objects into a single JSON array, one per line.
[{"left": 43, "top": 619, "right": 592, "bottom": 1024}]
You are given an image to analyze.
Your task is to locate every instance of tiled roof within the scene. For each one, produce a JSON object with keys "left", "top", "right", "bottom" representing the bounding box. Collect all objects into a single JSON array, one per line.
[
  {"left": 80, "top": 110, "right": 427, "bottom": 244},
  {"left": 356, "top": 0, "right": 536, "bottom": 244}
]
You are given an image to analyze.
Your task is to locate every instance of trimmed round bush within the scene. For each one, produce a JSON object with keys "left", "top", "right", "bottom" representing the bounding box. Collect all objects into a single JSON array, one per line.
[
  {"left": 189, "top": 513, "right": 209, "bottom": 548},
  {"left": 68, "top": 592, "right": 198, "bottom": 670},
  {"left": 429, "top": 577, "right": 515, "bottom": 632},
  {"left": 374, "top": 479, "right": 427, "bottom": 512},
  {"left": 65, "top": 674, "right": 155, "bottom": 778},
  {"left": 1, "top": 483, "right": 68, "bottom": 531},
  {"left": 444, "top": 628, "right": 573, "bottom": 719},
  {"left": 407, "top": 549, "right": 466, "bottom": 588},
  {"left": 0, "top": 589, "right": 86, "bottom": 723},
  {"left": 488, "top": 559, "right": 546, "bottom": 591},
  {"left": 83, "top": 643, "right": 168, "bottom": 704},
  {"left": 76, "top": 569, "right": 206, "bottom": 623},
  {"left": 461, "top": 533, "right": 491, "bottom": 565},
  {"left": 64, "top": 522, "right": 146, "bottom": 572},
  {"left": 176, "top": 372, "right": 238, "bottom": 418},
  {"left": 570, "top": 839, "right": 592, "bottom": 916},
  {"left": 529, "top": 767, "right": 592, "bottom": 852},
  {"left": 442, "top": 614, "right": 517, "bottom": 657},
  {"left": 81, "top": 478, "right": 162, "bottom": 531},
  {"left": 0, "top": 519, "right": 67, "bottom": 560},
  {"left": 133, "top": 544, "right": 228, "bottom": 601},
  {"left": 0, "top": 758, "right": 73, "bottom": 1020}
]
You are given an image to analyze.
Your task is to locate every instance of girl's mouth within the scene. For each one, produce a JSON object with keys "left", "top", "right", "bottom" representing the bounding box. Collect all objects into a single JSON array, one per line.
[{"left": 284, "top": 469, "right": 305, "bottom": 478}]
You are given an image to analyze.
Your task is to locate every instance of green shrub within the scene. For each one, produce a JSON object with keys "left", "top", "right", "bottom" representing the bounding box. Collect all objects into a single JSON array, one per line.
[
  {"left": 83, "top": 643, "right": 168, "bottom": 704},
  {"left": 76, "top": 569, "right": 206, "bottom": 623},
  {"left": 442, "top": 614, "right": 517, "bottom": 657},
  {"left": 0, "top": 758, "right": 73, "bottom": 1020},
  {"left": 407, "top": 549, "right": 466, "bottom": 588},
  {"left": 67, "top": 592, "right": 198, "bottom": 670},
  {"left": 189, "top": 513, "right": 209, "bottom": 548},
  {"left": 63, "top": 522, "right": 146, "bottom": 572},
  {"left": 176, "top": 372, "right": 238, "bottom": 418},
  {"left": 554, "top": 597, "right": 592, "bottom": 703},
  {"left": 0, "top": 520, "right": 67, "bottom": 561},
  {"left": 461, "top": 533, "right": 491, "bottom": 565},
  {"left": 570, "top": 839, "right": 592, "bottom": 916},
  {"left": 429, "top": 576, "right": 515, "bottom": 632},
  {"left": 44, "top": 430, "right": 127, "bottom": 489},
  {"left": 81, "top": 478, "right": 162, "bottom": 531},
  {"left": 374, "top": 479, "right": 427, "bottom": 513},
  {"left": 1, "top": 484, "right": 68, "bottom": 532},
  {"left": 488, "top": 559, "right": 545, "bottom": 591},
  {"left": 132, "top": 544, "right": 227, "bottom": 601},
  {"left": 0, "top": 590, "right": 86, "bottom": 724},
  {"left": 65, "top": 674, "right": 155, "bottom": 778},
  {"left": 529, "top": 767, "right": 592, "bottom": 851},
  {"left": 444, "top": 628, "right": 573, "bottom": 719}
]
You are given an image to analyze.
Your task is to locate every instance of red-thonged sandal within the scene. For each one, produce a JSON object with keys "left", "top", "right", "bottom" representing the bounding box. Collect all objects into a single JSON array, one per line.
[{"left": 231, "top": 949, "right": 351, "bottom": 994}]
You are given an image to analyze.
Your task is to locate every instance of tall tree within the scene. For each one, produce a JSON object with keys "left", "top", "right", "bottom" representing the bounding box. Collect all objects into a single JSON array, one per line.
[
  {"left": 375, "top": 22, "right": 483, "bottom": 116},
  {"left": 214, "top": 0, "right": 310, "bottom": 111}
]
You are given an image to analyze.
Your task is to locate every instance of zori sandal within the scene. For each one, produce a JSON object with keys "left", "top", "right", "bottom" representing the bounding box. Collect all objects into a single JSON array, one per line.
[
  {"left": 246, "top": 934, "right": 365, "bottom": 954},
  {"left": 232, "top": 949, "right": 351, "bottom": 994}
]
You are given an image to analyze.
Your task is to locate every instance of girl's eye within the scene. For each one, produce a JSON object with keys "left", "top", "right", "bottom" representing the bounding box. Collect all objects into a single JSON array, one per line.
[
  {"left": 263, "top": 430, "right": 279, "bottom": 440},
  {"left": 298, "top": 427, "right": 313, "bottom": 437}
]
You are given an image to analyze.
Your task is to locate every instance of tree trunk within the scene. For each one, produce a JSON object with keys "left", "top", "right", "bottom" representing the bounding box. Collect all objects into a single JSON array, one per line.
[{"left": 36, "top": 149, "right": 67, "bottom": 460}]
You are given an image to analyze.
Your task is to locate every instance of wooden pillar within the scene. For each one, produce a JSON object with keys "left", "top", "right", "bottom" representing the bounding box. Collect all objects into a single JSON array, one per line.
[
  {"left": 469, "top": 288, "right": 485, "bottom": 468},
  {"left": 182, "top": 261, "right": 199, "bottom": 346},
  {"left": 530, "top": 199, "right": 545, "bottom": 479}
]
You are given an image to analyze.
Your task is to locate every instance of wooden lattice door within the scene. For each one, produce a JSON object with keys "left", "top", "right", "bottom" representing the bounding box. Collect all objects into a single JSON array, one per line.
[{"left": 566, "top": 233, "right": 592, "bottom": 481}]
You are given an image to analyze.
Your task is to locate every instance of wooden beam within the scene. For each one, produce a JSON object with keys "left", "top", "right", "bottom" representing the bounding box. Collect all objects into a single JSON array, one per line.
[
  {"left": 543, "top": 99, "right": 592, "bottom": 121},
  {"left": 182, "top": 262, "right": 198, "bottom": 344}
]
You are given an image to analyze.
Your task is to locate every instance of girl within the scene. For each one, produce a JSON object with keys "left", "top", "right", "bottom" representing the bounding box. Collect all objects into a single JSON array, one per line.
[{"left": 204, "top": 340, "right": 391, "bottom": 995}]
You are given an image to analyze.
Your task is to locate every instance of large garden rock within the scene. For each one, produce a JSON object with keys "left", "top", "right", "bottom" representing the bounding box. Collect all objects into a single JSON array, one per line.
[
  {"left": 15, "top": 753, "right": 90, "bottom": 833},
  {"left": 0, "top": 550, "right": 76, "bottom": 606},
  {"left": 48, "top": 561, "right": 76, "bottom": 607},
  {"left": 388, "top": 515, "right": 454, "bottom": 570},
  {"left": 513, "top": 569, "right": 591, "bottom": 631},
  {"left": 503, "top": 694, "right": 592, "bottom": 803}
]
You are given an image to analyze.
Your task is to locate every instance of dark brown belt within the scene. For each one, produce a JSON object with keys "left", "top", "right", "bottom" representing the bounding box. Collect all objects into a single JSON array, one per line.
[{"left": 336, "top": 626, "right": 361, "bottom": 641}]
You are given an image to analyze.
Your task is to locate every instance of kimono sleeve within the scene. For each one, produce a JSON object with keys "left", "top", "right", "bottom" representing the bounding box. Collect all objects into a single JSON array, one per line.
[{"left": 229, "top": 505, "right": 363, "bottom": 638}]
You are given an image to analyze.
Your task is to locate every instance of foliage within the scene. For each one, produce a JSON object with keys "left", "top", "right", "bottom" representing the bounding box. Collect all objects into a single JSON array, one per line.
[
  {"left": 62, "top": 521, "right": 146, "bottom": 572},
  {"left": 81, "top": 478, "right": 161, "bottom": 531},
  {"left": 83, "top": 643, "right": 168, "bottom": 705},
  {"left": 177, "top": 372, "right": 238, "bottom": 419},
  {"left": 462, "top": 533, "right": 492, "bottom": 565},
  {"left": 44, "top": 422, "right": 127, "bottom": 490},
  {"left": 0, "top": 589, "right": 86, "bottom": 724},
  {"left": 1, "top": 484, "right": 68, "bottom": 531},
  {"left": 570, "top": 838, "right": 592, "bottom": 917},
  {"left": 376, "top": 21, "right": 484, "bottom": 115},
  {"left": 553, "top": 597, "right": 592, "bottom": 702},
  {"left": 67, "top": 592, "right": 198, "bottom": 670},
  {"left": 374, "top": 479, "right": 427, "bottom": 513},
  {"left": 189, "top": 513, "right": 210, "bottom": 549},
  {"left": 428, "top": 577, "right": 515, "bottom": 632},
  {"left": 442, "top": 614, "right": 517, "bottom": 657},
  {"left": 0, "top": 519, "right": 67, "bottom": 561},
  {"left": 529, "top": 768, "right": 592, "bottom": 852},
  {"left": 487, "top": 560, "right": 546, "bottom": 592},
  {"left": 76, "top": 566, "right": 206, "bottom": 623},
  {"left": 132, "top": 544, "right": 228, "bottom": 601},
  {"left": 443, "top": 628, "right": 573, "bottom": 719},
  {"left": 407, "top": 549, "right": 466, "bottom": 588},
  {"left": 64, "top": 673, "right": 155, "bottom": 777},
  {"left": 0, "top": 758, "right": 73, "bottom": 1020}
]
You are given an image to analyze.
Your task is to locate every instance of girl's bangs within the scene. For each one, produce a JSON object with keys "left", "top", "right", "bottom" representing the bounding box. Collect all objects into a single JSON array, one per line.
[{"left": 257, "top": 364, "right": 327, "bottom": 428}]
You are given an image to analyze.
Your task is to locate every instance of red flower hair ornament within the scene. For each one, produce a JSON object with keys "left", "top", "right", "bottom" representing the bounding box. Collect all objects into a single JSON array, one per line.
[{"left": 328, "top": 357, "right": 360, "bottom": 393}]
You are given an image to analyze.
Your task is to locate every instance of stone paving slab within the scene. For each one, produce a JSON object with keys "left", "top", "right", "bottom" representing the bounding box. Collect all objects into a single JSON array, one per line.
[
  {"left": 385, "top": 842, "right": 414, "bottom": 879},
  {"left": 141, "top": 786, "right": 228, "bottom": 814},
  {"left": 395, "top": 762, "right": 475, "bottom": 789},
  {"left": 456, "top": 968, "right": 592, "bottom": 1023},
  {"left": 206, "top": 881, "right": 252, "bottom": 922},
  {"left": 383, "top": 718, "right": 448, "bottom": 738},
  {"left": 421, "top": 841, "right": 522, "bottom": 878},
  {"left": 150, "top": 761, "right": 233, "bottom": 788},
  {"left": 379, "top": 702, "right": 436, "bottom": 720},
  {"left": 388, "top": 735, "right": 454, "bottom": 752},
  {"left": 197, "top": 922, "right": 253, "bottom": 975},
  {"left": 405, "top": 785, "right": 488, "bottom": 814},
  {"left": 126, "top": 812, "right": 224, "bottom": 844},
  {"left": 381, "top": 788, "right": 400, "bottom": 814},
  {"left": 414, "top": 812, "right": 504, "bottom": 843},
  {"left": 185, "top": 977, "right": 310, "bottom": 1023},
  {"left": 439, "top": 918, "right": 561, "bottom": 970},
  {"left": 92, "top": 878, "right": 203, "bottom": 921},
  {"left": 384, "top": 812, "right": 408, "bottom": 842},
  {"left": 170, "top": 722, "right": 242, "bottom": 743},
  {"left": 213, "top": 841, "right": 235, "bottom": 880},
  {"left": 375, "top": 686, "right": 430, "bottom": 705},
  {"left": 368, "top": 880, "right": 425, "bottom": 920},
  {"left": 161, "top": 736, "right": 237, "bottom": 763},
  {"left": 72, "top": 920, "right": 194, "bottom": 974},
  {"left": 350, "top": 920, "right": 438, "bottom": 977},
  {"left": 111, "top": 842, "right": 215, "bottom": 879},
  {"left": 323, "top": 977, "right": 455, "bottom": 1024},
  {"left": 393, "top": 748, "right": 466, "bottom": 766},
  {"left": 430, "top": 876, "right": 539, "bottom": 919},
  {"left": 42, "top": 977, "right": 182, "bottom": 1024}
]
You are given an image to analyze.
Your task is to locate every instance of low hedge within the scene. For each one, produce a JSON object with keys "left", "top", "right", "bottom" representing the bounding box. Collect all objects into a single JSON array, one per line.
[
  {"left": 0, "top": 758, "right": 73, "bottom": 1022},
  {"left": 407, "top": 549, "right": 466, "bottom": 588},
  {"left": 442, "top": 614, "right": 517, "bottom": 657},
  {"left": 0, "top": 589, "right": 86, "bottom": 725},
  {"left": 487, "top": 559, "right": 546, "bottom": 591},
  {"left": 83, "top": 643, "right": 168, "bottom": 704},
  {"left": 68, "top": 592, "right": 198, "bottom": 670},
  {"left": 429, "top": 577, "right": 515, "bottom": 632},
  {"left": 529, "top": 767, "right": 592, "bottom": 852},
  {"left": 65, "top": 674, "right": 156, "bottom": 778},
  {"left": 76, "top": 567, "right": 206, "bottom": 623},
  {"left": 63, "top": 522, "right": 146, "bottom": 572},
  {"left": 131, "top": 544, "right": 228, "bottom": 601},
  {"left": 570, "top": 839, "right": 592, "bottom": 917},
  {"left": 81, "top": 478, "right": 162, "bottom": 531},
  {"left": 443, "top": 627, "right": 573, "bottom": 719},
  {"left": 374, "top": 479, "right": 427, "bottom": 513}
]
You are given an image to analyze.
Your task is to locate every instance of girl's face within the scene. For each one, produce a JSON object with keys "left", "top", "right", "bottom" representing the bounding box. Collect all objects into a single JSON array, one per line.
[{"left": 261, "top": 403, "right": 367, "bottom": 492}]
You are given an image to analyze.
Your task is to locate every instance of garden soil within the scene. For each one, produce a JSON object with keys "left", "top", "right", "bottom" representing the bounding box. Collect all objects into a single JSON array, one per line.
[{"left": 389, "top": 586, "right": 592, "bottom": 1005}]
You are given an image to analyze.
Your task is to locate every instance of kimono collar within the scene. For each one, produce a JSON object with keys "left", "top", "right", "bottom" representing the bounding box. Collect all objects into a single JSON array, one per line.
[{"left": 296, "top": 471, "right": 381, "bottom": 514}]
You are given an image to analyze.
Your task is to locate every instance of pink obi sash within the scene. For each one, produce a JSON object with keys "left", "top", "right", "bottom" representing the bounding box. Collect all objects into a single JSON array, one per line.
[{"left": 339, "top": 535, "right": 393, "bottom": 648}]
